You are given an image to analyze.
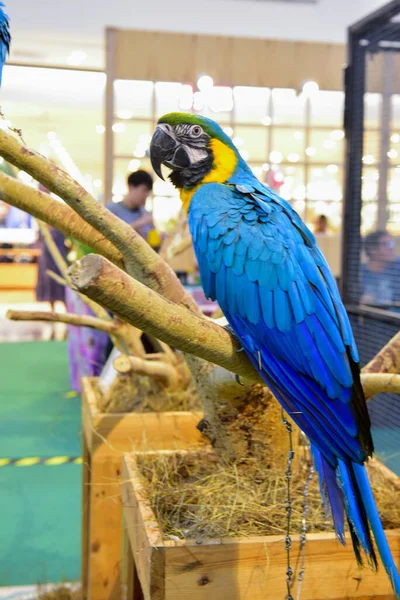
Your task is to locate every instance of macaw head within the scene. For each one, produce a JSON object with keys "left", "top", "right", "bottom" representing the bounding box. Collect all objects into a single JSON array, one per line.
[{"left": 150, "top": 112, "right": 241, "bottom": 190}]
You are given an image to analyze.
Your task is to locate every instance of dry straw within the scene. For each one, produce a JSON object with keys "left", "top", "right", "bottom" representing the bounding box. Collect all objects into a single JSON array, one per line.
[{"left": 138, "top": 452, "right": 400, "bottom": 541}]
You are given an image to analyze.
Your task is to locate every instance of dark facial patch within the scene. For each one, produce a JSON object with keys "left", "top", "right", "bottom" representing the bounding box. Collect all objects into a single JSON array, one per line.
[{"left": 169, "top": 154, "right": 214, "bottom": 189}]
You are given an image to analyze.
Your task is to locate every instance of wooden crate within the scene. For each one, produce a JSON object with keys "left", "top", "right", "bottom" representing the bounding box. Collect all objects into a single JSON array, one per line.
[
  {"left": 121, "top": 451, "right": 400, "bottom": 600},
  {"left": 81, "top": 377, "right": 205, "bottom": 600}
]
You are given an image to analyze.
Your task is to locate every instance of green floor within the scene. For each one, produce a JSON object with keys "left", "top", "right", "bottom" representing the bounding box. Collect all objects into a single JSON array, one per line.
[{"left": 0, "top": 342, "right": 81, "bottom": 586}]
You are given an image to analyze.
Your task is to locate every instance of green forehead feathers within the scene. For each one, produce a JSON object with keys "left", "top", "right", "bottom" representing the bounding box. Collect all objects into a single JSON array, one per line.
[{"left": 157, "top": 112, "right": 231, "bottom": 146}]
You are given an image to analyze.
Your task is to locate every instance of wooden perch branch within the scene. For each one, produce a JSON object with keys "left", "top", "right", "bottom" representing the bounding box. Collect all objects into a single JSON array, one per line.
[
  {"left": 363, "top": 330, "right": 400, "bottom": 376},
  {"left": 114, "top": 354, "right": 180, "bottom": 390},
  {"left": 0, "top": 130, "right": 197, "bottom": 312},
  {"left": 6, "top": 309, "right": 117, "bottom": 335},
  {"left": 0, "top": 172, "right": 122, "bottom": 268},
  {"left": 361, "top": 373, "right": 400, "bottom": 397},
  {"left": 68, "top": 254, "right": 260, "bottom": 382}
]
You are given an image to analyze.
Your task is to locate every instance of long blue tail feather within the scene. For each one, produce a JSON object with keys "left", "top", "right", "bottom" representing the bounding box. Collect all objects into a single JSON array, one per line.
[{"left": 337, "top": 460, "right": 377, "bottom": 567}]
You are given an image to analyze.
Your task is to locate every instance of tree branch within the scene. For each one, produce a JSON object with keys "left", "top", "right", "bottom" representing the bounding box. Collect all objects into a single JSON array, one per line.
[
  {"left": 360, "top": 373, "right": 400, "bottom": 398},
  {"left": 0, "top": 172, "right": 123, "bottom": 268},
  {"left": 68, "top": 254, "right": 261, "bottom": 382},
  {"left": 46, "top": 270, "right": 68, "bottom": 288},
  {"left": 114, "top": 354, "right": 180, "bottom": 390},
  {"left": 0, "top": 130, "right": 197, "bottom": 312},
  {"left": 6, "top": 309, "right": 118, "bottom": 335},
  {"left": 363, "top": 330, "right": 400, "bottom": 376}
]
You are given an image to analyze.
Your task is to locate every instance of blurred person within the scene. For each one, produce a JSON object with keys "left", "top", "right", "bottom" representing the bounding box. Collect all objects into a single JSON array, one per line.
[
  {"left": 314, "top": 214, "right": 329, "bottom": 234},
  {"left": 360, "top": 230, "right": 400, "bottom": 306},
  {"left": 35, "top": 185, "right": 67, "bottom": 311},
  {"left": 104, "top": 170, "right": 156, "bottom": 361},
  {"left": 35, "top": 226, "right": 67, "bottom": 310},
  {"left": 105, "top": 170, "right": 154, "bottom": 239}
]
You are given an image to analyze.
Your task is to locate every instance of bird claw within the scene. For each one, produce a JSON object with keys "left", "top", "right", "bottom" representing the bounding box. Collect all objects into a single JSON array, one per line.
[{"left": 235, "top": 374, "right": 245, "bottom": 386}]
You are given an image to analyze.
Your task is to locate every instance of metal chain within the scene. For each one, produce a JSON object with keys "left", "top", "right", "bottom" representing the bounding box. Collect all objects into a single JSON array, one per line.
[
  {"left": 296, "top": 459, "right": 315, "bottom": 600},
  {"left": 281, "top": 409, "right": 295, "bottom": 600}
]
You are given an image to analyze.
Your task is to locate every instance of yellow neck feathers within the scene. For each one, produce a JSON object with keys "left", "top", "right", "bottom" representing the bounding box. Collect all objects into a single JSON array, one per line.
[{"left": 180, "top": 138, "right": 238, "bottom": 214}]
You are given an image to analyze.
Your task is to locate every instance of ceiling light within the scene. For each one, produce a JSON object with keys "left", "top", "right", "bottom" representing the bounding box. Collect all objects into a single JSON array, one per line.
[
  {"left": 362, "top": 155, "right": 375, "bottom": 165},
  {"left": 388, "top": 149, "right": 398, "bottom": 159},
  {"left": 391, "top": 133, "right": 400, "bottom": 144},
  {"left": 269, "top": 151, "right": 283, "bottom": 164},
  {"left": 112, "top": 123, "right": 125, "bottom": 133},
  {"left": 67, "top": 50, "right": 87, "bottom": 67},
  {"left": 287, "top": 153, "right": 299, "bottom": 163},
  {"left": 305, "top": 147, "right": 316, "bottom": 157},
  {"left": 261, "top": 116, "right": 271, "bottom": 126},
  {"left": 330, "top": 130, "right": 345, "bottom": 140},
  {"left": 293, "top": 131, "right": 303, "bottom": 140},
  {"left": 96, "top": 125, "right": 105, "bottom": 134},
  {"left": 197, "top": 75, "right": 214, "bottom": 92},
  {"left": 129, "top": 159, "right": 141, "bottom": 171},
  {"left": 301, "top": 80, "right": 319, "bottom": 96},
  {"left": 262, "top": 163, "right": 270, "bottom": 172},
  {"left": 116, "top": 110, "right": 133, "bottom": 120},
  {"left": 327, "top": 164, "right": 339, "bottom": 174}
]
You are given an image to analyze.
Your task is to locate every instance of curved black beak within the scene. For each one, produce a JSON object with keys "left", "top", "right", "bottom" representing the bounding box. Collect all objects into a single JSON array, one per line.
[{"left": 150, "top": 125, "right": 191, "bottom": 180}]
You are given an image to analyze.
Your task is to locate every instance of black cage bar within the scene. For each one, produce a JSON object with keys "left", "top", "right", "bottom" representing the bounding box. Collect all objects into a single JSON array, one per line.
[{"left": 342, "top": 0, "right": 400, "bottom": 474}]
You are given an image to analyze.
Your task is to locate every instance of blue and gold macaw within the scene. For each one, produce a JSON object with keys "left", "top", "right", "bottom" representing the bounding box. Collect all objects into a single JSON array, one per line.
[
  {"left": 0, "top": 2, "right": 10, "bottom": 85},
  {"left": 150, "top": 112, "right": 400, "bottom": 596}
]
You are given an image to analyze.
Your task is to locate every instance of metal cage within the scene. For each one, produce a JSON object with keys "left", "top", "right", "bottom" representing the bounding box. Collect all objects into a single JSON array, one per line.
[{"left": 342, "top": 0, "right": 400, "bottom": 474}]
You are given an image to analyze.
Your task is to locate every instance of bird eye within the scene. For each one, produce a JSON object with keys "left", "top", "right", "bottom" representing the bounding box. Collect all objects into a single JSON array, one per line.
[{"left": 190, "top": 125, "right": 202, "bottom": 137}]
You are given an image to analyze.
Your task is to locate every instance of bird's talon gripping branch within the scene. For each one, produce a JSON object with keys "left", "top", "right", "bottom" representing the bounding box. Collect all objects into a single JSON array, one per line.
[{"left": 235, "top": 374, "right": 245, "bottom": 386}]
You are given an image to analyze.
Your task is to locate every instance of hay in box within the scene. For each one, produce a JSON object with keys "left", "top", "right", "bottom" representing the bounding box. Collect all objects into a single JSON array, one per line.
[
  {"left": 137, "top": 451, "right": 400, "bottom": 542},
  {"left": 94, "top": 350, "right": 202, "bottom": 414}
]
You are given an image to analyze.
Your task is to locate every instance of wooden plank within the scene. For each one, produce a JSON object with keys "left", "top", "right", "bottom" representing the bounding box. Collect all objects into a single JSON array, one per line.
[
  {"left": 81, "top": 378, "right": 95, "bottom": 453},
  {"left": 123, "top": 456, "right": 165, "bottom": 600},
  {"left": 81, "top": 434, "right": 91, "bottom": 598},
  {"left": 82, "top": 378, "right": 206, "bottom": 600},
  {"left": 81, "top": 377, "right": 204, "bottom": 456},
  {"left": 123, "top": 452, "right": 400, "bottom": 600},
  {"left": 164, "top": 532, "right": 399, "bottom": 600},
  {"left": 88, "top": 454, "right": 123, "bottom": 600}
]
